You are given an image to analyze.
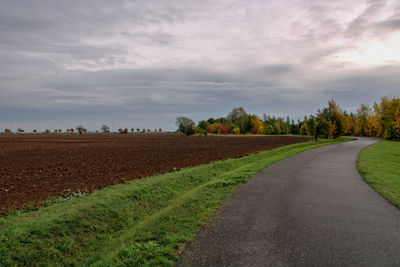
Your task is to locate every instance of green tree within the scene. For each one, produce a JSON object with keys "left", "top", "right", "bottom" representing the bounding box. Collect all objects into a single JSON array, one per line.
[
  {"left": 227, "top": 107, "right": 249, "bottom": 133},
  {"left": 355, "top": 104, "right": 370, "bottom": 136},
  {"left": 101, "top": 125, "right": 110, "bottom": 134},
  {"left": 197, "top": 120, "right": 210, "bottom": 130},
  {"left": 176, "top": 117, "right": 195, "bottom": 136}
]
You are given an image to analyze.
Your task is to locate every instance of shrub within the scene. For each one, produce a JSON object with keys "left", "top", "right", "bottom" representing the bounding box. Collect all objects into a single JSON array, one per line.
[
  {"left": 233, "top": 127, "right": 240, "bottom": 135},
  {"left": 207, "top": 124, "right": 231, "bottom": 134},
  {"left": 194, "top": 126, "right": 207, "bottom": 136}
]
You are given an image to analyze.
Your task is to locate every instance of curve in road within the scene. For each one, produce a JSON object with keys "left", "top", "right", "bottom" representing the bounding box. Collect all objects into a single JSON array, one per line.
[{"left": 177, "top": 138, "right": 400, "bottom": 266}]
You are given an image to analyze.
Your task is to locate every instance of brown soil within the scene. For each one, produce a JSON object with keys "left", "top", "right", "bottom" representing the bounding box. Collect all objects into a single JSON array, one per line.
[{"left": 0, "top": 134, "right": 310, "bottom": 214}]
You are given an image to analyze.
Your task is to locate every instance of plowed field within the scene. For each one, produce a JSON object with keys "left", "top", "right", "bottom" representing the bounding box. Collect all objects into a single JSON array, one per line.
[{"left": 0, "top": 134, "right": 309, "bottom": 214}]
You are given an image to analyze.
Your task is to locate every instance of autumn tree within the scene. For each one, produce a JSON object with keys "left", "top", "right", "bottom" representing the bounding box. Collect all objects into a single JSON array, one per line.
[
  {"left": 366, "top": 114, "right": 380, "bottom": 137},
  {"left": 354, "top": 104, "right": 370, "bottom": 136},
  {"left": 251, "top": 116, "right": 264, "bottom": 134},
  {"left": 342, "top": 112, "right": 355, "bottom": 135},
  {"left": 316, "top": 100, "right": 344, "bottom": 138},
  {"left": 374, "top": 96, "right": 400, "bottom": 140}
]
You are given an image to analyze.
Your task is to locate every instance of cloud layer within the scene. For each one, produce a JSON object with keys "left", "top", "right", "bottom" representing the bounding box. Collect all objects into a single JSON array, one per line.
[{"left": 1, "top": 0, "right": 399, "bottom": 131}]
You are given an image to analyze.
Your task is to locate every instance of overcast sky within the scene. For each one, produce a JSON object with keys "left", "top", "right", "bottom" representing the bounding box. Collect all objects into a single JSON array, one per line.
[{"left": 1, "top": 0, "right": 399, "bottom": 131}]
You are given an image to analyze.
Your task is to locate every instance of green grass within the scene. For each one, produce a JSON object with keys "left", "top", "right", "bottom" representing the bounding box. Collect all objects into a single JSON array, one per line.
[
  {"left": 0, "top": 138, "right": 352, "bottom": 266},
  {"left": 357, "top": 140, "right": 400, "bottom": 207}
]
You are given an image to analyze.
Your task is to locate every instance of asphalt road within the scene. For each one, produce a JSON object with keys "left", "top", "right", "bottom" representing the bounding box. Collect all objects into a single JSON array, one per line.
[{"left": 177, "top": 138, "right": 400, "bottom": 266}]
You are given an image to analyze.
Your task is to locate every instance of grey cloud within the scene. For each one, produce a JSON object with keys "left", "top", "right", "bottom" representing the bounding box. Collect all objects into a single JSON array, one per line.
[
  {"left": 1, "top": 0, "right": 399, "bottom": 131},
  {"left": 377, "top": 12, "right": 400, "bottom": 29}
]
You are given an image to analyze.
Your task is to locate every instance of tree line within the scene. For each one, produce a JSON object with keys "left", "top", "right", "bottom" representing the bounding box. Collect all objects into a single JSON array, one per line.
[
  {"left": 2, "top": 125, "right": 163, "bottom": 134},
  {"left": 176, "top": 96, "right": 400, "bottom": 140}
]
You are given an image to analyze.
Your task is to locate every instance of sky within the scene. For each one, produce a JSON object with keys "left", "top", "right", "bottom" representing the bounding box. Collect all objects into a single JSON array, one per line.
[{"left": 0, "top": 0, "right": 399, "bottom": 132}]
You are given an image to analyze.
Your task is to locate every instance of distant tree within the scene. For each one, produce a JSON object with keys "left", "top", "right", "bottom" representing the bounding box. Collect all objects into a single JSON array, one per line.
[
  {"left": 76, "top": 125, "right": 85, "bottom": 134},
  {"left": 290, "top": 119, "right": 299, "bottom": 135},
  {"left": 70, "top": 128, "right": 74, "bottom": 133},
  {"left": 354, "top": 104, "right": 370, "bottom": 136},
  {"left": 342, "top": 112, "right": 355, "bottom": 136},
  {"left": 54, "top": 129, "right": 58, "bottom": 134},
  {"left": 273, "top": 122, "right": 281, "bottom": 135},
  {"left": 304, "top": 116, "right": 317, "bottom": 138},
  {"left": 101, "top": 125, "right": 110, "bottom": 134},
  {"left": 198, "top": 120, "right": 210, "bottom": 130},
  {"left": 374, "top": 96, "right": 400, "bottom": 140},
  {"left": 365, "top": 114, "right": 380, "bottom": 137},
  {"left": 44, "top": 129, "right": 51, "bottom": 134},
  {"left": 159, "top": 128, "right": 162, "bottom": 132},
  {"left": 137, "top": 128, "right": 140, "bottom": 132},
  {"left": 264, "top": 124, "right": 274, "bottom": 135},
  {"left": 131, "top": 128, "right": 135, "bottom": 133},
  {"left": 316, "top": 100, "right": 344, "bottom": 138},
  {"left": 227, "top": 107, "right": 249, "bottom": 133},
  {"left": 176, "top": 117, "right": 195, "bottom": 136},
  {"left": 154, "top": 129, "right": 157, "bottom": 132},
  {"left": 315, "top": 116, "right": 329, "bottom": 139},
  {"left": 250, "top": 116, "right": 264, "bottom": 134},
  {"left": 33, "top": 129, "right": 37, "bottom": 133},
  {"left": 207, "top": 118, "right": 216, "bottom": 124}
]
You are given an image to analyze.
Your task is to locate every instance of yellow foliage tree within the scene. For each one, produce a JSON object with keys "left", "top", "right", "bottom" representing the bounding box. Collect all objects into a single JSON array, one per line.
[
  {"left": 342, "top": 115, "right": 355, "bottom": 135},
  {"left": 366, "top": 114, "right": 381, "bottom": 137},
  {"left": 251, "top": 116, "right": 264, "bottom": 134},
  {"left": 328, "top": 121, "right": 337, "bottom": 139},
  {"left": 374, "top": 96, "right": 400, "bottom": 140}
]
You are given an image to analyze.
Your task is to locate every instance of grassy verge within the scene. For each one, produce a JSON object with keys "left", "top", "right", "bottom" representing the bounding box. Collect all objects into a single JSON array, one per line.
[
  {"left": 357, "top": 140, "right": 400, "bottom": 207},
  {"left": 0, "top": 138, "right": 352, "bottom": 266}
]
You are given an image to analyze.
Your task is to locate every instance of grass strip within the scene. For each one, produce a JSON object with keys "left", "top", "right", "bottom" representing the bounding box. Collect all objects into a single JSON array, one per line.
[
  {"left": 0, "top": 138, "right": 352, "bottom": 266},
  {"left": 357, "top": 140, "right": 400, "bottom": 207}
]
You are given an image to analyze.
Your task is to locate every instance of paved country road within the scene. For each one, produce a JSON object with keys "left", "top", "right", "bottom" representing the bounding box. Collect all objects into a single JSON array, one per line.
[{"left": 177, "top": 138, "right": 400, "bottom": 266}]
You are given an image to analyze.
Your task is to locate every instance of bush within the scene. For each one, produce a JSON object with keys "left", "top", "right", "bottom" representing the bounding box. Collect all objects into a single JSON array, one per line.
[
  {"left": 194, "top": 126, "right": 207, "bottom": 136},
  {"left": 207, "top": 124, "right": 231, "bottom": 134}
]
